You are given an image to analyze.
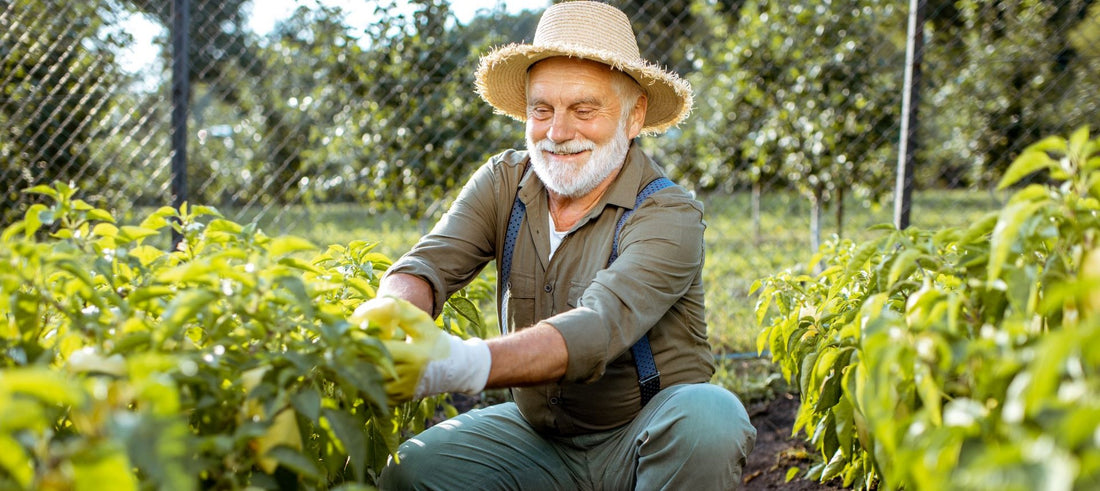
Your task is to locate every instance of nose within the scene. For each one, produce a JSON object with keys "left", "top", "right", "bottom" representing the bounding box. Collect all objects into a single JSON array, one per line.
[{"left": 546, "top": 114, "right": 575, "bottom": 144}]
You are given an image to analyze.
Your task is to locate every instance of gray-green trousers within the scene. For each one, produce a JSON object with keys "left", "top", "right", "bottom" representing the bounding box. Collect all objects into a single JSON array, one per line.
[{"left": 379, "top": 383, "right": 757, "bottom": 490}]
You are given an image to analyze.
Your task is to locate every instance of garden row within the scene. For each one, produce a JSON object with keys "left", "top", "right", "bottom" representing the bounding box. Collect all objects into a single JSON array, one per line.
[
  {"left": 0, "top": 183, "right": 489, "bottom": 489},
  {"left": 755, "top": 127, "right": 1100, "bottom": 489}
]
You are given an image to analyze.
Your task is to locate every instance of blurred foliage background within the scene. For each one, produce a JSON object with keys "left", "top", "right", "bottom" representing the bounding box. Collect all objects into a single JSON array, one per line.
[{"left": 3, "top": 0, "right": 1097, "bottom": 230}]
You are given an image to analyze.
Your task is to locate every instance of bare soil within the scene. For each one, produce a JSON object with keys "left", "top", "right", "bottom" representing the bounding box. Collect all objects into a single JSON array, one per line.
[{"left": 742, "top": 392, "right": 846, "bottom": 490}]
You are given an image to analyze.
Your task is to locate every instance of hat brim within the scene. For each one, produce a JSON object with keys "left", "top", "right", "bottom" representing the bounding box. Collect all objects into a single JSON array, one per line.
[{"left": 475, "top": 43, "right": 693, "bottom": 135}]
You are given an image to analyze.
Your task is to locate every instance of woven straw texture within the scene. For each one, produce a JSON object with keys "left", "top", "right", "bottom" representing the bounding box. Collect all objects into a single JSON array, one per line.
[{"left": 475, "top": 1, "right": 693, "bottom": 135}]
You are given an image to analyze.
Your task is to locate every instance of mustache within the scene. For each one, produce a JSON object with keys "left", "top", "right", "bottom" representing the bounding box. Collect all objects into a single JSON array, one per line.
[{"left": 533, "top": 138, "right": 596, "bottom": 155}]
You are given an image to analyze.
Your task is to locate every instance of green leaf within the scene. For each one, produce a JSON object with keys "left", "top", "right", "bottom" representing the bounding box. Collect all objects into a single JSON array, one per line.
[
  {"left": 915, "top": 364, "right": 942, "bottom": 426},
  {"left": 322, "top": 407, "right": 367, "bottom": 481},
  {"left": 0, "top": 368, "right": 86, "bottom": 407},
  {"left": 72, "top": 444, "right": 139, "bottom": 491},
  {"left": 160, "top": 289, "right": 219, "bottom": 332},
  {"left": 278, "top": 256, "right": 325, "bottom": 274},
  {"left": 129, "top": 245, "right": 167, "bottom": 268},
  {"left": 0, "top": 435, "right": 33, "bottom": 488},
  {"left": 446, "top": 296, "right": 482, "bottom": 332},
  {"left": 92, "top": 222, "right": 119, "bottom": 239},
  {"left": 988, "top": 200, "right": 1047, "bottom": 283},
  {"left": 332, "top": 362, "right": 387, "bottom": 411},
  {"left": 190, "top": 205, "right": 223, "bottom": 218},
  {"left": 1027, "top": 135, "right": 1068, "bottom": 154},
  {"left": 127, "top": 285, "right": 175, "bottom": 304},
  {"left": 1086, "top": 155, "right": 1100, "bottom": 174},
  {"left": 887, "top": 248, "right": 922, "bottom": 287},
  {"left": 269, "top": 236, "right": 317, "bottom": 257},
  {"left": 12, "top": 290, "right": 40, "bottom": 336},
  {"left": 139, "top": 207, "right": 178, "bottom": 230},
  {"left": 291, "top": 388, "right": 322, "bottom": 424},
  {"left": 264, "top": 446, "right": 322, "bottom": 481},
  {"left": 86, "top": 208, "right": 114, "bottom": 223},
  {"left": 785, "top": 466, "right": 801, "bottom": 482},
  {"left": 25, "top": 204, "right": 50, "bottom": 237},
  {"left": 157, "top": 261, "right": 215, "bottom": 285},
  {"left": 360, "top": 252, "right": 393, "bottom": 270},
  {"left": 997, "top": 150, "right": 1056, "bottom": 190},
  {"left": 838, "top": 239, "right": 879, "bottom": 291},
  {"left": 812, "top": 347, "right": 840, "bottom": 388},
  {"left": 821, "top": 448, "right": 846, "bottom": 482},
  {"left": 959, "top": 212, "right": 999, "bottom": 245},
  {"left": 799, "top": 348, "right": 819, "bottom": 395},
  {"left": 22, "top": 184, "right": 59, "bottom": 199},
  {"left": 109, "top": 332, "right": 152, "bottom": 355},
  {"left": 205, "top": 218, "right": 243, "bottom": 236},
  {"left": 814, "top": 372, "right": 842, "bottom": 414},
  {"left": 274, "top": 275, "right": 313, "bottom": 316},
  {"left": 1068, "top": 125, "right": 1090, "bottom": 161},
  {"left": 118, "top": 225, "right": 160, "bottom": 243}
]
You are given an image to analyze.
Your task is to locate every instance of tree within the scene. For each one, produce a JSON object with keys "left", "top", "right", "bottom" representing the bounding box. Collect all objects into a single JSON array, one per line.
[
  {"left": 919, "top": 0, "right": 1099, "bottom": 189},
  {"left": 666, "top": 0, "right": 904, "bottom": 248},
  {"left": 0, "top": 0, "right": 133, "bottom": 225}
]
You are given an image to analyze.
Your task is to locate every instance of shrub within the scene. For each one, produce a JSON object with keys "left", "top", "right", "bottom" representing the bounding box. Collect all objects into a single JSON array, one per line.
[
  {"left": 0, "top": 183, "right": 485, "bottom": 489},
  {"left": 755, "top": 127, "right": 1100, "bottom": 490}
]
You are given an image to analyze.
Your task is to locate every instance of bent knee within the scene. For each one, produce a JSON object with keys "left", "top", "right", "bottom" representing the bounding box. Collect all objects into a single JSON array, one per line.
[
  {"left": 665, "top": 384, "right": 757, "bottom": 456},
  {"left": 379, "top": 439, "right": 431, "bottom": 490}
]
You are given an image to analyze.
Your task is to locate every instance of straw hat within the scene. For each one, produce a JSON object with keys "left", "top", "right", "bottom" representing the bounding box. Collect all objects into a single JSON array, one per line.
[{"left": 474, "top": 1, "right": 692, "bottom": 135}]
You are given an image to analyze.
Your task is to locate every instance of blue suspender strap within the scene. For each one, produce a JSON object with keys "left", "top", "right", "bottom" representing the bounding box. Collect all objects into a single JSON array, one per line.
[
  {"left": 608, "top": 177, "right": 675, "bottom": 264},
  {"left": 501, "top": 176, "right": 676, "bottom": 407},
  {"left": 615, "top": 177, "right": 674, "bottom": 406},
  {"left": 500, "top": 196, "right": 526, "bottom": 336}
]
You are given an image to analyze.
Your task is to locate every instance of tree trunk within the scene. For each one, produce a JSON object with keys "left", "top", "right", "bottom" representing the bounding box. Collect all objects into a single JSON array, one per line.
[
  {"left": 810, "top": 191, "right": 822, "bottom": 254},
  {"left": 835, "top": 185, "right": 845, "bottom": 239},
  {"left": 752, "top": 180, "right": 762, "bottom": 245}
]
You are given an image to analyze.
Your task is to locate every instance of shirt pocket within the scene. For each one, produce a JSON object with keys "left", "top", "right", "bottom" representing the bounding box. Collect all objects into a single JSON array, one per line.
[
  {"left": 567, "top": 280, "right": 590, "bottom": 309},
  {"left": 503, "top": 269, "right": 537, "bottom": 333}
]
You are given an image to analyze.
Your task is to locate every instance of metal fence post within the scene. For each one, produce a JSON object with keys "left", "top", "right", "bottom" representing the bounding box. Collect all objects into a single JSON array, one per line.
[
  {"left": 894, "top": 0, "right": 925, "bottom": 230},
  {"left": 171, "top": 0, "right": 190, "bottom": 247}
]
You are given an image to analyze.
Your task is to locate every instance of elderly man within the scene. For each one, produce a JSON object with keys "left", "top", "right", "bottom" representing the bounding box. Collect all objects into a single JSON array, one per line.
[{"left": 361, "top": 1, "right": 756, "bottom": 489}]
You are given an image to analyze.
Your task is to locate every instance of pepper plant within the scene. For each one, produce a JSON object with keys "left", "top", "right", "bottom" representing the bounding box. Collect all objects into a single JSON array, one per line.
[
  {"left": 755, "top": 127, "right": 1100, "bottom": 490},
  {"left": 0, "top": 182, "right": 486, "bottom": 489}
]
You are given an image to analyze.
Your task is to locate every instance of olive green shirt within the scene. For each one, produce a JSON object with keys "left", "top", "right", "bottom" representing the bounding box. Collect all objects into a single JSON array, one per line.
[{"left": 386, "top": 144, "right": 715, "bottom": 436}]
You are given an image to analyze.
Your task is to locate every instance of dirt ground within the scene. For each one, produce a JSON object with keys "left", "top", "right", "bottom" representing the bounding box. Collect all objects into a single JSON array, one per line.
[{"left": 742, "top": 392, "right": 846, "bottom": 490}]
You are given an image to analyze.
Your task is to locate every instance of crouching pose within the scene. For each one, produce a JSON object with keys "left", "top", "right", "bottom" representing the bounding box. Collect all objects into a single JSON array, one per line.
[{"left": 357, "top": 2, "right": 756, "bottom": 489}]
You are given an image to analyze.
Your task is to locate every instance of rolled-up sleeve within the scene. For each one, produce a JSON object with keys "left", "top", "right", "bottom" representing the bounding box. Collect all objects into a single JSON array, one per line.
[{"left": 385, "top": 160, "right": 502, "bottom": 318}]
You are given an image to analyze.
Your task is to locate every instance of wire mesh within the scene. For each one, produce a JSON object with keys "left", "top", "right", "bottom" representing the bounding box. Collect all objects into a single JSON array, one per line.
[{"left": 2, "top": 0, "right": 1098, "bottom": 236}]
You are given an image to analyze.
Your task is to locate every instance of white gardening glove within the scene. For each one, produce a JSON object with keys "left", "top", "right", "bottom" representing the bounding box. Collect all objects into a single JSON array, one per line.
[{"left": 351, "top": 296, "right": 491, "bottom": 403}]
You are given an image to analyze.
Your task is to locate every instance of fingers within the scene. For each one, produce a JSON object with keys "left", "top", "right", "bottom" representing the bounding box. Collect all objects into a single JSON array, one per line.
[
  {"left": 351, "top": 296, "right": 436, "bottom": 339},
  {"left": 381, "top": 340, "right": 429, "bottom": 404},
  {"left": 350, "top": 297, "right": 401, "bottom": 337}
]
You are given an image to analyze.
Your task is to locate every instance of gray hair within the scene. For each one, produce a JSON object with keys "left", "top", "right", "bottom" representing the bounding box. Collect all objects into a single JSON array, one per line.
[{"left": 610, "top": 70, "right": 644, "bottom": 121}]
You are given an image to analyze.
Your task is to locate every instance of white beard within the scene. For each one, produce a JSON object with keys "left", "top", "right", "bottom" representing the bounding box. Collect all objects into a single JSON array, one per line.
[{"left": 527, "top": 121, "right": 631, "bottom": 198}]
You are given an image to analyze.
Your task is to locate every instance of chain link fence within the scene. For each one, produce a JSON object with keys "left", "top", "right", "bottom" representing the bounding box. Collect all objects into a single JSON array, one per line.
[{"left": 2, "top": 0, "right": 1098, "bottom": 238}]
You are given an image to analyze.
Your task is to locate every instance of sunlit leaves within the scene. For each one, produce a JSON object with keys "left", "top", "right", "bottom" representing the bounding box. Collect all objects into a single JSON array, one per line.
[
  {"left": 0, "top": 181, "right": 482, "bottom": 488},
  {"left": 756, "top": 128, "right": 1100, "bottom": 489}
]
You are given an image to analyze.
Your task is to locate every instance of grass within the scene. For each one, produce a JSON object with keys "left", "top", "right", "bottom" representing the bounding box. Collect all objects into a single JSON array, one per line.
[
  {"left": 698, "top": 188, "right": 1005, "bottom": 355},
  {"left": 264, "top": 188, "right": 1003, "bottom": 402}
]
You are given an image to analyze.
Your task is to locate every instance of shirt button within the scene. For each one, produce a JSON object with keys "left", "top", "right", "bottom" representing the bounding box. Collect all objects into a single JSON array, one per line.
[{"left": 543, "top": 283, "right": 553, "bottom": 293}]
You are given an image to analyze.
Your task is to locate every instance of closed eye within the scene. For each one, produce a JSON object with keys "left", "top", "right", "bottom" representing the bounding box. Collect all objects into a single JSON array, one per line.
[{"left": 529, "top": 106, "right": 552, "bottom": 120}]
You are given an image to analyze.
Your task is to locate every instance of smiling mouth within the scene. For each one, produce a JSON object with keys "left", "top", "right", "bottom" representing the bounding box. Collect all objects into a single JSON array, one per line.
[{"left": 546, "top": 149, "right": 589, "bottom": 157}]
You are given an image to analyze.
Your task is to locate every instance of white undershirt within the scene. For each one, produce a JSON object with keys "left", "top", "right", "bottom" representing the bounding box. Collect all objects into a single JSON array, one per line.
[{"left": 548, "top": 213, "right": 568, "bottom": 260}]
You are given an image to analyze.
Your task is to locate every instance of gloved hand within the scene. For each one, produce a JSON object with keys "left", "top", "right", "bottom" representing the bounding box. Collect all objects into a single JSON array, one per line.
[{"left": 351, "top": 296, "right": 491, "bottom": 403}]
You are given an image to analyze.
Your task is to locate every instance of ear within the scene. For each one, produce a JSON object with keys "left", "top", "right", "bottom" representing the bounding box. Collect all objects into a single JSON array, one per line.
[{"left": 626, "top": 94, "right": 648, "bottom": 139}]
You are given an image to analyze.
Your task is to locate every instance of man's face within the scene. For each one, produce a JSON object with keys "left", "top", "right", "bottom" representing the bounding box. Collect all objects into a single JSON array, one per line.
[{"left": 525, "top": 58, "right": 645, "bottom": 198}]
